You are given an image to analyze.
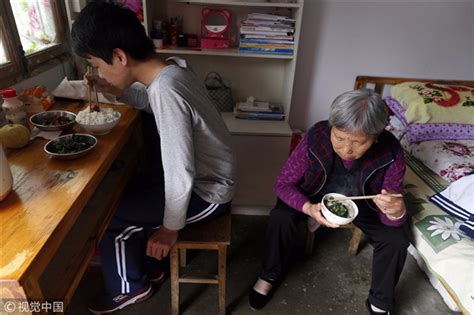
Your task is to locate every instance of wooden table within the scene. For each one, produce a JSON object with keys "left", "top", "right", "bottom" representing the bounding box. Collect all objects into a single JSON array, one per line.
[{"left": 0, "top": 101, "right": 142, "bottom": 312}]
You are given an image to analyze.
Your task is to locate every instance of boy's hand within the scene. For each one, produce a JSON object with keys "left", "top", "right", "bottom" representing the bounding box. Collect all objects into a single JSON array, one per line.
[
  {"left": 146, "top": 226, "right": 179, "bottom": 260},
  {"left": 83, "top": 74, "right": 123, "bottom": 97},
  {"left": 303, "top": 201, "right": 339, "bottom": 228}
]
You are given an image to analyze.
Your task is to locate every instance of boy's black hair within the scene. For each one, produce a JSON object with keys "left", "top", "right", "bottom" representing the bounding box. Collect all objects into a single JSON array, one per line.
[{"left": 71, "top": 1, "right": 155, "bottom": 64}]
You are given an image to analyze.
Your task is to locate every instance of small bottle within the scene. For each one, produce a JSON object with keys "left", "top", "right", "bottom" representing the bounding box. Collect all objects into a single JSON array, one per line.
[
  {"left": 169, "top": 17, "right": 182, "bottom": 48},
  {"left": 0, "top": 87, "right": 27, "bottom": 126},
  {"left": 151, "top": 20, "right": 164, "bottom": 49}
]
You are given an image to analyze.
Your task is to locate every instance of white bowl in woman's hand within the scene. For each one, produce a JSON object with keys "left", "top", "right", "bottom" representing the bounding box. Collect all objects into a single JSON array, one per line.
[{"left": 321, "top": 193, "right": 359, "bottom": 225}]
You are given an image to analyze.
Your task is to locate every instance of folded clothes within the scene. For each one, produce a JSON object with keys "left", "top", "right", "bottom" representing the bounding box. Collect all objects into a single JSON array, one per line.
[{"left": 430, "top": 174, "right": 474, "bottom": 238}]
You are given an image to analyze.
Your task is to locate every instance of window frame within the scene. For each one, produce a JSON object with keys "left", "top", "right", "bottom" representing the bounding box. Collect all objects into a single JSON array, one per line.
[{"left": 0, "top": 0, "right": 71, "bottom": 87}]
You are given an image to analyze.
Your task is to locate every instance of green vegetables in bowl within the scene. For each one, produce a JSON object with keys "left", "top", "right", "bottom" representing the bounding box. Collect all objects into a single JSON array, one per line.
[
  {"left": 324, "top": 196, "right": 349, "bottom": 218},
  {"left": 50, "top": 137, "right": 91, "bottom": 154},
  {"left": 44, "top": 134, "right": 97, "bottom": 159}
]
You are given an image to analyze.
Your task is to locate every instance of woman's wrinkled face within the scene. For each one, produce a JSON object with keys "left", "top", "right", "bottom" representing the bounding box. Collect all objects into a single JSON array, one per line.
[{"left": 330, "top": 127, "right": 375, "bottom": 161}]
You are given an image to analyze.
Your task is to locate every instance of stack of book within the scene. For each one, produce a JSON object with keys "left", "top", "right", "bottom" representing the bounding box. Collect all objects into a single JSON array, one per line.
[
  {"left": 234, "top": 100, "right": 285, "bottom": 121},
  {"left": 239, "top": 13, "right": 295, "bottom": 56}
]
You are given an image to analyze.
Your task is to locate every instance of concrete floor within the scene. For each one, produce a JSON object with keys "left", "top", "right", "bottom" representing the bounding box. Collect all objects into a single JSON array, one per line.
[{"left": 66, "top": 215, "right": 457, "bottom": 315}]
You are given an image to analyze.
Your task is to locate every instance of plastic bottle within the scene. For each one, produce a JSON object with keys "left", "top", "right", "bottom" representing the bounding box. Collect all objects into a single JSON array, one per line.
[
  {"left": 151, "top": 20, "right": 164, "bottom": 49},
  {"left": 0, "top": 87, "right": 27, "bottom": 126}
]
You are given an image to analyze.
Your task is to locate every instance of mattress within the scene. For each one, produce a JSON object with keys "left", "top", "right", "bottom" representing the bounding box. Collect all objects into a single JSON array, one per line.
[{"left": 404, "top": 155, "right": 474, "bottom": 314}]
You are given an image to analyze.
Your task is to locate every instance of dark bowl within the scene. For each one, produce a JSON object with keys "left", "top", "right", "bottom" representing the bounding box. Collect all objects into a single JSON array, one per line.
[
  {"left": 44, "top": 133, "right": 97, "bottom": 160},
  {"left": 30, "top": 110, "right": 76, "bottom": 131}
]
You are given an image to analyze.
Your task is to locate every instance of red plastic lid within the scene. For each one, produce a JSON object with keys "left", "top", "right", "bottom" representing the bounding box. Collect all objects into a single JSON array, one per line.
[{"left": 0, "top": 87, "right": 17, "bottom": 98}]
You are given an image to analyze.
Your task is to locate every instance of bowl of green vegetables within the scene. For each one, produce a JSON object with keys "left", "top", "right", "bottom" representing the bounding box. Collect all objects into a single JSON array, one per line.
[
  {"left": 44, "top": 133, "right": 97, "bottom": 159},
  {"left": 321, "top": 193, "right": 358, "bottom": 225}
]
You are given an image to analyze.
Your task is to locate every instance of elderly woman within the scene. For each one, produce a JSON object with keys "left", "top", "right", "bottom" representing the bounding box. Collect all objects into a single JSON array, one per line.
[{"left": 249, "top": 89, "right": 408, "bottom": 314}]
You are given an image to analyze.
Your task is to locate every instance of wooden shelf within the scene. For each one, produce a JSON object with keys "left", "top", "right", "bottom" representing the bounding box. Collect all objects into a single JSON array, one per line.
[
  {"left": 176, "top": 0, "right": 302, "bottom": 9},
  {"left": 155, "top": 0, "right": 303, "bottom": 208},
  {"left": 156, "top": 47, "right": 294, "bottom": 59},
  {"left": 221, "top": 112, "right": 292, "bottom": 137}
]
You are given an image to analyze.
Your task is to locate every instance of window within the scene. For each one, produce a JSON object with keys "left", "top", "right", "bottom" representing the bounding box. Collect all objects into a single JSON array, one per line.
[
  {"left": 0, "top": 0, "right": 69, "bottom": 86},
  {"left": 0, "top": 26, "right": 10, "bottom": 64}
]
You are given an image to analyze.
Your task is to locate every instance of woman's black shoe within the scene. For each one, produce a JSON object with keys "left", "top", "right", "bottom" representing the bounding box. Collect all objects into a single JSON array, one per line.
[
  {"left": 248, "top": 287, "right": 273, "bottom": 310},
  {"left": 248, "top": 279, "right": 277, "bottom": 311},
  {"left": 365, "top": 299, "right": 390, "bottom": 315}
]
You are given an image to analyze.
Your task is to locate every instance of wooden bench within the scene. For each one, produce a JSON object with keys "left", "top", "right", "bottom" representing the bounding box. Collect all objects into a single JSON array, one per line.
[{"left": 170, "top": 212, "right": 231, "bottom": 315}]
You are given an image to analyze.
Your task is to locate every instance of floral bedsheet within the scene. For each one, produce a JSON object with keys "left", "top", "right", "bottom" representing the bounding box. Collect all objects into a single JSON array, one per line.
[
  {"left": 387, "top": 116, "right": 474, "bottom": 182},
  {"left": 404, "top": 166, "right": 474, "bottom": 314}
]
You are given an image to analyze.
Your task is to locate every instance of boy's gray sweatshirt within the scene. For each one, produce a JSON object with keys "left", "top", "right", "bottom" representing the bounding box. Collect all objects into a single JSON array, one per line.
[{"left": 120, "top": 58, "right": 235, "bottom": 230}]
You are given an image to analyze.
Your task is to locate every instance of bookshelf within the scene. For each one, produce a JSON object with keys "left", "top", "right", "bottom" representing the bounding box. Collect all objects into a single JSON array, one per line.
[
  {"left": 175, "top": 0, "right": 303, "bottom": 9},
  {"left": 152, "top": 0, "right": 304, "bottom": 212},
  {"left": 155, "top": 47, "right": 294, "bottom": 59}
]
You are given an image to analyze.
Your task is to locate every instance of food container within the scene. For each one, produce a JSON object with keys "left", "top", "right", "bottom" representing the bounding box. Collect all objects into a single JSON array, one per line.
[
  {"left": 76, "top": 108, "right": 121, "bottom": 135},
  {"left": 44, "top": 133, "right": 97, "bottom": 160},
  {"left": 30, "top": 111, "right": 76, "bottom": 131},
  {"left": 321, "top": 193, "right": 359, "bottom": 225}
]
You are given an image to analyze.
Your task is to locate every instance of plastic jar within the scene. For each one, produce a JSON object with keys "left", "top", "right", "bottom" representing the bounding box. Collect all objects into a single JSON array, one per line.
[
  {"left": 151, "top": 20, "right": 164, "bottom": 48},
  {"left": 0, "top": 87, "right": 27, "bottom": 126}
]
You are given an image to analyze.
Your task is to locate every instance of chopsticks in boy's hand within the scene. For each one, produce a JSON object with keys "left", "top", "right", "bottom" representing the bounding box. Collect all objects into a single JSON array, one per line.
[
  {"left": 91, "top": 84, "right": 100, "bottom": 112},
  {"left": 86, "top": 66, "right": 100, "bottom": 112},
  {"left": 334, "top": 193, "right": 403, "bottom": 201},
  {"left": 87, "top": 66, "right": 92, "bottom": 109}
]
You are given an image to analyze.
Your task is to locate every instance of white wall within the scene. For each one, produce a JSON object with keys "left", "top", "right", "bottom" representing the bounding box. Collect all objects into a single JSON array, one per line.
[{"left": 290, "top": 0, "right": 474, "bottom": 131}]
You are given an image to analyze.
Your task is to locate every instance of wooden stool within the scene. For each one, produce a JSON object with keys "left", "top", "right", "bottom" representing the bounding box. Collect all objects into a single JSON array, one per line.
[
  {"left": 170, "top": 212, "right": 231, "bottom": 315},
  {"left": 305, "top": 221, "right": 362, "bottom": 256}
]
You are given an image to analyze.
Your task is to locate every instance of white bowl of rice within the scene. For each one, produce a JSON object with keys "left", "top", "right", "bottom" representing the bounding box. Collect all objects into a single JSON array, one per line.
[{"left": 76, "top": 107, "right": 121, "bottom": 135}]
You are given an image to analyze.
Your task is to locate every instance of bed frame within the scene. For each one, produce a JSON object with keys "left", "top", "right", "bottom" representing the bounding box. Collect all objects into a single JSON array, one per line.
[{"left": 354, "top": 75, "right": 474, "bottom": 93}]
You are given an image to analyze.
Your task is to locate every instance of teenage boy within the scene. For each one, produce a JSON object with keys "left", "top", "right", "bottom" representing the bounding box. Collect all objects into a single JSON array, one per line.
[{"left": 71, "top": 2, "right": 235, "bottom": 313}]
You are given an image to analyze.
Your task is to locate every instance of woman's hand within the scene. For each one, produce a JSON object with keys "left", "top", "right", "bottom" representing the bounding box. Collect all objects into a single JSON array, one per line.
[
  {"left": 146, "top": 226, "right": 179, "bottom": 260},
  {"left": 83, "top": 74, "right": 123, "bottom": 97},
  {"left": 373, "top": 189, "right": 406, "bottom": 220},
  {"left": 303, "top": 201, "right": 339, "bottom": 228}
]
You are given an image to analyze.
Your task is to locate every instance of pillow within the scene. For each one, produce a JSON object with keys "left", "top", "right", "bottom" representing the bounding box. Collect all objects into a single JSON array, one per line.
[
  {"left": 390, "top": 81, "right": 474, "bottom": 124},
  {"left": 385, "top": 115, "right": 406, "bottom": 141},
  {"left": 385, "top": 96, "right": 474, "bottom": 143}
]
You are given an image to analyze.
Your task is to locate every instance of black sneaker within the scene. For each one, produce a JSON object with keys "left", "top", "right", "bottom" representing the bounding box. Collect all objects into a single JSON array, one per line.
[
  {"left": 150, "top": 269, "right": 166, "bottom": 284},
  {"left": 88, "top": 284, "right": 153, "bottom": 314}
]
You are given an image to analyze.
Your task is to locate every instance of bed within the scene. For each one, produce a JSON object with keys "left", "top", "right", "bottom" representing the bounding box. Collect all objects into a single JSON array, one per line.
[{"left": 355, "top": 76, "right": 474, "bottom": 315}]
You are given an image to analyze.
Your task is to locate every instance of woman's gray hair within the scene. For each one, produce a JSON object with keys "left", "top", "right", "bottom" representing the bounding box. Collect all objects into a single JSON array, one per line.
[{"left": 328, "top": 89, "right": 388, "bottom": 136}]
